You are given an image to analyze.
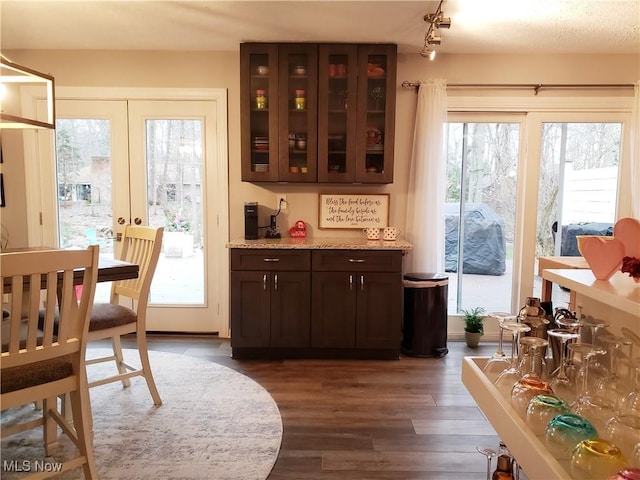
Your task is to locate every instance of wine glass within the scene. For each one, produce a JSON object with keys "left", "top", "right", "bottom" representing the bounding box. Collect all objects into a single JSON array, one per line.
[
  {"left": 482, "top": 312, "right": 516, "bottom": 382},
  {"left": 493, "top": 321, "right": 531, "bottom": 398},
  {"left": 517, "top": 336, "right": 549, "bottom": 380},
  {"left": 571, "top": 343, "right": 616, "bottom": 434},
  {"left": 617, "top": 359, "right": 640, "bottom": 417},
  {"left": 525, "top": 393, "right": 571, "bottom": 436},
  {"left": 476, "top": 445, "right": 497, "bottom": 480},
  {"left": 547, "top": 328, "right": 581, "bottom": 404},
  {"left": 580, "top": 316, "right": 611, "bottom": 383},
  {"left": 595, "top": 336, "right": 631, "bottom": 406},
  {"left": 570, "top": 438, "right": 628, "bottom": 480},
  {"left": 605, "top": 413, "right": 640, "bottom": 463},
  {"left": 620, "top": 328, "right": 640, "bottom": 383},
  {"left": 545, "top": 413, "right": 598, "bottom": 460},
  {"left": 511, "top": 375, "right": 554, "bottom": 419}
]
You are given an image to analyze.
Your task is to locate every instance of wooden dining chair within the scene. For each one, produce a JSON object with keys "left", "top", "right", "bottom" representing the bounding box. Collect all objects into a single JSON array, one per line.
[
  {"left": 1, "top": 246, "right": 99, "bottom": 479},
  {"left": 86, "top": 225, "right": 164, "bottom": 406}
]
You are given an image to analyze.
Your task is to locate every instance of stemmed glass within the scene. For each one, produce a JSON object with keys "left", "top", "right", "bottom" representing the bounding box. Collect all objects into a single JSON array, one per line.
[
  {"left": 494, "top": 321, "right": 531, "bottom": 398},
  {"left": 518, "top": 336, "right": 549, "bottom": 380},
  {"left": 570, "top": 343, "right": 615, "bottom": 434},
  {"left": 511, "top": 337, "right": 553, "bottom": 418},
  {"left": 476, "top": 445, "right": 497, "bottom": 480},
  {"left": 595, "top": 336, "right": 630, "bottom": 406},
  {"left": 617, "top": 358, "right": 640, "bottom": 416},
  {"left": 580, "top": 316, "right": 611, "bottom": 384},
  {"left": 547, "top": 328, "right": 581, "bottom": 404},
  {"left": 483, "top": 312, "right": 517, "bottom": 382},
  {"left": 620, "top": 327, "right": 640, "bottom": 382}
]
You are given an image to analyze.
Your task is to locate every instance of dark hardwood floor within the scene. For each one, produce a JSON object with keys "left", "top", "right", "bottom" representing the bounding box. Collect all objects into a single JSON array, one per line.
[{"left": 91, "top": 335, "right": 523, "bottom": 479}]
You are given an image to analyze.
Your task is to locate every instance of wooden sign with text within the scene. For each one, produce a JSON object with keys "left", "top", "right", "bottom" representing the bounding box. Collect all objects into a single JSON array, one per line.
[{"left": 318, "top": 194, "right": 389, "bottom": 229}]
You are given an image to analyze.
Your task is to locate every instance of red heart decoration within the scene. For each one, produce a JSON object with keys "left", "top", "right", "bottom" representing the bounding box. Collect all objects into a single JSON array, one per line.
[
  {"left": 614, "top": 217, "right": 640, "bottom": 258},
  {"left": 581, "top": 236, "right": 625, "bottom": 280}
]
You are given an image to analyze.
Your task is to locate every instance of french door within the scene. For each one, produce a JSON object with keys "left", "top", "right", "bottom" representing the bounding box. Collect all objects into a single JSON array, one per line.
[{"left": 33, "top": 90, "right": 229, "bottom": 334}]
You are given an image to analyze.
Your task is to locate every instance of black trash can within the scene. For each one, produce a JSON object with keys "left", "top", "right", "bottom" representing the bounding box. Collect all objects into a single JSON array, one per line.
[{"left": 402, "top": 272, "right": 449, "bottom": 358}]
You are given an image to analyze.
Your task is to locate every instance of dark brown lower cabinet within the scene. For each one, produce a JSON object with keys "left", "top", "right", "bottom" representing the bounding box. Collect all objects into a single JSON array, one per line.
[
  {"left": 311, "top": 271, "right": 401, "bottom": 350},
  {"left": 231, "top": 270, "right": 310, "bottom": 349},
  {"left": 230, "top": 248, "right": 402, "bottom": 359}
]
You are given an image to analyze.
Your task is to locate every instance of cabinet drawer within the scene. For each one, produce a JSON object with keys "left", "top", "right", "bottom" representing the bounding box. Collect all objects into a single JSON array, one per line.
[
  {"left": 312, "top": 250, "right": 402, "bottom": 272},
  {"left": 231, "top": 249, "right": 311, "bottom": 271}
]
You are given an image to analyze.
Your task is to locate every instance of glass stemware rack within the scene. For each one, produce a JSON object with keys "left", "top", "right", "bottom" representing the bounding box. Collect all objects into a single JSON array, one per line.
[{"left": 462, "top": 269, "right": 640, "bottom": 480}]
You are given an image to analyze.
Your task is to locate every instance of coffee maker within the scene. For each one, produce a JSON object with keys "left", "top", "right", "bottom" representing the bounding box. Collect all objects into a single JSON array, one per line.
[{"left": 244, "top": 202, "right": 259, "bottom": 240}]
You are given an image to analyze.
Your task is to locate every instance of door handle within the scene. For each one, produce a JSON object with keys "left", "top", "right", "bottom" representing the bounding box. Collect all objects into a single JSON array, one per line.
[
  {"left": 263, "top": 258, "right": 280, "bottom": 262},
  {"left": 134, "top": 218, "right": 142, "bottom": 225},
  {"left": 263, "top": 274, "right": 267, "bottom": 291},
  {"left": 349, "top": 274, "right": 353, "bottom": 291},
  {"left": 360, "top": 275, "right": 364, "bottom": 291},
  {"left": 348, "top": 258, "right": 365, "bottom": 263},
  {"left": 117, "top": 217, "right": 126, "bottom": 225},
  {"left": 274, "top": 274, "right": 278, "bottom": 291}
]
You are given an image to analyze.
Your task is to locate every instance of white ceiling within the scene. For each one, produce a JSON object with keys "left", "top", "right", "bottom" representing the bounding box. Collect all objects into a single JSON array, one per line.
[{"left": 1, "top": 0, "right": 639, "bottom": 55}]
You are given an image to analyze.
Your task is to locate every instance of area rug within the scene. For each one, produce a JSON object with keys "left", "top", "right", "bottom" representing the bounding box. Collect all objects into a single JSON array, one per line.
[{"left": 1, "top": 349, "right": 282, "bottom": 480}]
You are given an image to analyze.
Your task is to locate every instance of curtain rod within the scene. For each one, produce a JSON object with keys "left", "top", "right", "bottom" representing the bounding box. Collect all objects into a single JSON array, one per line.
[{"left": 400, "top": 81, "right": 635, "bottom": 95}]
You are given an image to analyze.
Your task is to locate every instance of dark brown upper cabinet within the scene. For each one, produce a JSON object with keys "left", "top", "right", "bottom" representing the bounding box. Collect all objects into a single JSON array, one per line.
[{"left": 241, "top": 42, "right": 396, "bottom": 184}]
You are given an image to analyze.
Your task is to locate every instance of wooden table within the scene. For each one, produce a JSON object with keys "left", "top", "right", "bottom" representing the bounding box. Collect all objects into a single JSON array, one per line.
[
  {"left": 2, "top": 247, "right": 139, "bottom": 291},
  {"left": 538, "top": 256, "right": 589, "bottom": 308}
]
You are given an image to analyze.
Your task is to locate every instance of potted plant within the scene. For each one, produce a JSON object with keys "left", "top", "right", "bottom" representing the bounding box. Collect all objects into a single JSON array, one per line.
[
  {"left": 462, "top": 307, "right": 486, "bottom": 348},
  {"left": 164, "top": 209, "right": 194, "bottom": 257}
]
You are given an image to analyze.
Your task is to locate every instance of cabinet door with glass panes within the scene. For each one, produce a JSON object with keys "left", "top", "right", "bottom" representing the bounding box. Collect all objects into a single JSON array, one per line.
[
  {"left": 355, "top": 44, "right": 397, "bottom": 183},
  {"left": 317, "top": 44, "right": 358, "bottom": 183},
  {"left": 277, "top": 44, "right": 318, "bottom": 183},
  {"left": 240, "top": 43, "right": 279, "bottom": 182}
]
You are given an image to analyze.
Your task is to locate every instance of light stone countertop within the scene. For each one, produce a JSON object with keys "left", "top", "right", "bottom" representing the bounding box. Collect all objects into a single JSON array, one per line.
[{"left": 226, "top": 237, "right": 414, "bottom": 250}]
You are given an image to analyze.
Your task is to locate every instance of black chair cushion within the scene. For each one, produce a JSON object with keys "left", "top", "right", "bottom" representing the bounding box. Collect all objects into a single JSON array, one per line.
[
  {"left": 1, "top": 356, "right": 74, "bottom": 394},
  {"left": 89, "top": 303, "right": 137, "bottom": 331}
]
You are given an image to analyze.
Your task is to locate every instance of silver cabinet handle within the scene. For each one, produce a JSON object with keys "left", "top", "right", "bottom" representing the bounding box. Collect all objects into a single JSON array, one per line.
[
  {"left": 274, "top": 274, "right": 278, "bottom": 291},
  {"left": 348, "top": 258, "right": 365, "bottom": 263},
  {"left": 263, "top": 258, "right": 281, "bottom": 262},
  {"left": 349, "top": 274, "right": 353, "bottom": 291},
  {"left": 263, "top": 274, "right": 267, "bottom": 291},
  {"left": 360, "top": 275, "right": 364, "bottom": 291}
]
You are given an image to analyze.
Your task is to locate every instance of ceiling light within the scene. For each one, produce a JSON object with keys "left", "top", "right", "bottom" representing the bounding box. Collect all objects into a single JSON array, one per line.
[
  {"left": 420, "top": 46, "right": 436, "bottom": 61},
  {"left": 427, "top": 32, "right": 442, "bottom": 45},
  {"left": 438, "top": 16, "right": 452, "bottom": 29},
  {"left": 0, "top": 56, "right": 55, "bottom": 129},
  {"left": 420, "top": 0, "right": 451, "bottom": 61}
]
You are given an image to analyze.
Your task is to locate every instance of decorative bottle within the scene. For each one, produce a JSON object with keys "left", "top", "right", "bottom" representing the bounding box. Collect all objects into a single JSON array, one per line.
[{"left": 492, "top": 443, "right": 514, "bottom": 480}]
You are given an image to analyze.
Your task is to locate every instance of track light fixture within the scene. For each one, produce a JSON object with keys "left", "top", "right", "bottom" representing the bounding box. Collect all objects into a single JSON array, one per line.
[
  {"left": 421, "top": 0, "right": 451, "bottom": 61},
  {"left": 427, "top": 31, "right": 442, "bottom": 45}
]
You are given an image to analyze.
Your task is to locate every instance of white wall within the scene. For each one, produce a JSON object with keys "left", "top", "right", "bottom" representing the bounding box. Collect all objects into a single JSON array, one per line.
[{"left": 1, "top": 50, "right": 637, "bottom": 248}]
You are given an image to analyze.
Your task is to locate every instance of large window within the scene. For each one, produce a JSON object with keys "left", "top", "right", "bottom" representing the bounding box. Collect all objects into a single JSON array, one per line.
[{"left": 445, "top": 121, "right": 520, "bottom": 314}]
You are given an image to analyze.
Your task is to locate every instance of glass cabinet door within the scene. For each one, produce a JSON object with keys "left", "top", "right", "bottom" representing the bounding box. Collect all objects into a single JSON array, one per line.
[
  {"left": 356, "top": 44, "right": 396, "bottom": 183},
  {"left": 278, "top": 44, "right": 318, "bottom": 183},
  {"left": 240, "top": 43, "right": 279, "bottom": 182},
  {"left": 317, "top": 44, "right": 358, "bottom": 183}
]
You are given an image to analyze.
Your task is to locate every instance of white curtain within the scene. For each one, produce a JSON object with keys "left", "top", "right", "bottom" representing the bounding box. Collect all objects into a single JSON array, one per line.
[
  {"left": 618, "top": 81, "right": 640, "bottom": 219},
  {"left": 404, "top": 79, "right": 448, "bottom": 273}
]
